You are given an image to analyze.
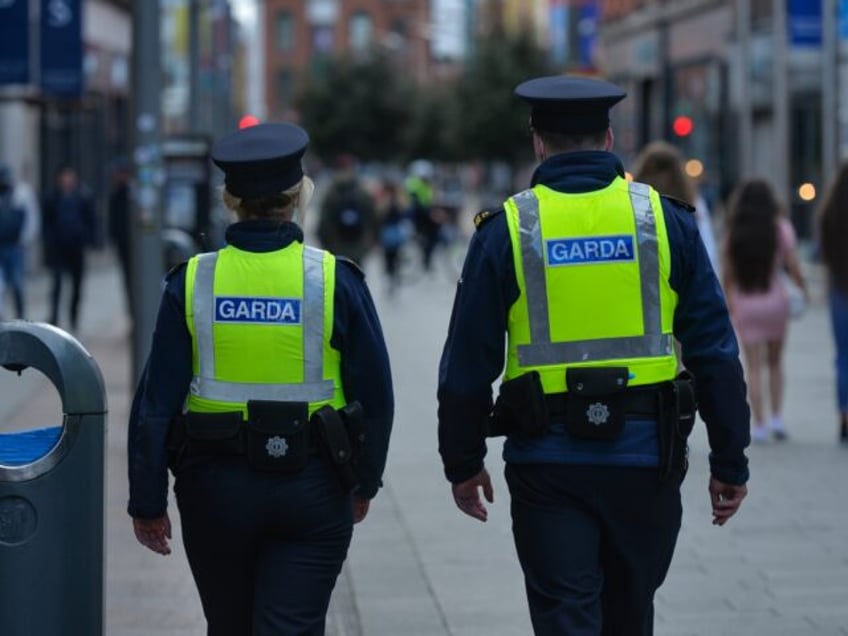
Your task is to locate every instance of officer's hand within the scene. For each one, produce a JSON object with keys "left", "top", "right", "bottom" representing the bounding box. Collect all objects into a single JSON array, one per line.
[
  {"left": 352, "top": 496, "right": 370, "bottom": 524},
  {"left": 133, "top": 514, "right": 172, "bottom": 555},
  {"left": 708, "top": 477, "right": 748, "bottom": 526},
  {"left": 452, "top": 468, "right": 494, "bottom": 522}
]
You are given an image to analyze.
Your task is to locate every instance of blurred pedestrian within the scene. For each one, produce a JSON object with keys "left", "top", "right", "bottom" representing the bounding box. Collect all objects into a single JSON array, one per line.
[
  {"left": 405, "top": 160, "right": 440, "bottom": 272},
  {"left": 0, "top": 164, "right": 38, "bottom": 319},
  {"left": 631, "top": 140, "right": 719, "bottom": 273},
  {"left": 108, "top": 159, "right": 133, "bottom": 316},
  {"left": 816, "top": 162, "right": 848, "bottom": 442},
  {"left": 317, "top": 155, "right": 376, "bottom": 264},
  {"left": 438, "top": 75, "right": 750, "bottom": 634},
  {"left": 128, "top": 122, "right": 394, "bottom": 634},
  {"left": 41, "top": 167, "right": 98, "bottom": 331},
  {"left": 722, "top": 179, "right": 808, "bottom": 443},
  {"left": 378, "top": 180, "right": 409, "bottom": 295}
]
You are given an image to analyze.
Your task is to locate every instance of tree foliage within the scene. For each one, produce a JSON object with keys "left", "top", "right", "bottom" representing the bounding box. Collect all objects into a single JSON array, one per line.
[
  {"left": 296, "top": 30, "right": 553, "bottom": 165},
  {"left": 296, "top": 52, "right": 414, "bottom": 163},
  {"left": 453, "top": 28, "right": 554, "bottom": 165}
]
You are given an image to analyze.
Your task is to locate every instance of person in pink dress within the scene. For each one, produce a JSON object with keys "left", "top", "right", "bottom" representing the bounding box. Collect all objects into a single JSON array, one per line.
[{"left": 722, "top": 179, "right": 808, "bottom": 442}]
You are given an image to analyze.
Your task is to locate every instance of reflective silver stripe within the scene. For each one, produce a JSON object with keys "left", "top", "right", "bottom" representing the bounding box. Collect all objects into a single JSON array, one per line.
[
  {"left": 514, "top": 190, "right": 551, "bottom": 344},
  {"left": 190, "top": 246, "right": 334, "bottom": 404},
  {"left": 193, "top": 253, "right": 219, "bottom": 378},
  {"left": 516, "top": 182, "right": 669, "bottom": 367},
  {"left": 302, "top": 246, "right": 326, "bottom": 384},
  {"left": 192, "top": 376, "right": 335, "bottom": 403},
  {"left": 518, "top": 334, "right": 675, "bottom": 366},
  {"left": 628, "top": 181, "right": 662, "bottom": 336}
]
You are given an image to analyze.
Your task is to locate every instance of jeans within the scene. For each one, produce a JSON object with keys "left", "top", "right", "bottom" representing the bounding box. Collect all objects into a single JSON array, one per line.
[
  {"left": 829, "top": 286, "right": 848, "bottom": 413},
  {"left": 0, "top": 245, "right": 25, "bottom": 318}
]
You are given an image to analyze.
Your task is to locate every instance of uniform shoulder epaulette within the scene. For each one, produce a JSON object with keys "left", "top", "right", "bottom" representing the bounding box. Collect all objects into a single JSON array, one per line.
[
  {"left": 660, "top": 194, "right": 696, "bottom": 214},
  {"left": 336, "top": 255, "right": 365, "bottom": 279},
  {"left": 473, "top": 207, "right": 504, "bottom": 230},
  {"left": 164, "top": 260, "right": 188, "bottom": 282}
]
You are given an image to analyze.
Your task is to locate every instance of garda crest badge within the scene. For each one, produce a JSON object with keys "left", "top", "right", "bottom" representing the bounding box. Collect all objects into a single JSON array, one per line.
[
  {"left": 265, "top": 436, "right": 288, "bottom": 458},
  {"left": 586, "top": 402, "right": 610, "bottom": 426}
]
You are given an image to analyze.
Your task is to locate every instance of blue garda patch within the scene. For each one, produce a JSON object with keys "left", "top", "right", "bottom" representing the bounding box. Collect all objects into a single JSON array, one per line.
[
  {"left": 215, "top": 297, "right": 302, "bottom": 324},
  {"left": 546, "top": 235, "right": 635, "bottom": 266}
]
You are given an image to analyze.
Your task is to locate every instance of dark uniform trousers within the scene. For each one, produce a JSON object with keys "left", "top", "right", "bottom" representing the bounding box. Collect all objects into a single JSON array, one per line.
[
  {"left": 505, "top": 463, "right": 682, "bottom": 636},
  {"left": 174, "top": 454, "right": 353, "bottom": 636}
]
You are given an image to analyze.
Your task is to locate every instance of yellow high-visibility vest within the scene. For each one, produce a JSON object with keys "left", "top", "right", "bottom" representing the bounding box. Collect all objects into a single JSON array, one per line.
[
  {"left": 184, "top": 242, "right": 345, "bottom": 416},
  {"left": 503, "top": 178, "right": 678, "bottom": 393}
]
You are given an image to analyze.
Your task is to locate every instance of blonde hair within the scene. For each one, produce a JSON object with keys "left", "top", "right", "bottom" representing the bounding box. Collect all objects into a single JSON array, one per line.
[
  {"left": 222, "top": 175, "right": 315, "bottom": 222},
  {"left": 631, "top": 141, "right": 696, "bottom": 205}
]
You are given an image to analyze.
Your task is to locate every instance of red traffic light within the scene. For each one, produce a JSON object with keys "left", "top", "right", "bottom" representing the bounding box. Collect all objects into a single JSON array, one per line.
[
  {"left": 239, "top": 115, "right": 260, "bottom": 129},
  {"left": 673, "top": 115, "right": 693, "bottom": 137}
]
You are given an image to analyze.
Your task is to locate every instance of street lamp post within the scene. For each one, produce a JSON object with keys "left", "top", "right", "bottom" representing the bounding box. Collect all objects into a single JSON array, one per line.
[
  {"left": 131, "top": 0, "right": 164, "bottom": 384},
  {"left": 823, "top": 0, "right": 839, "bottom": 190},
  {"left": 737, "top": 0, "right": 752, "bottom": 179}
]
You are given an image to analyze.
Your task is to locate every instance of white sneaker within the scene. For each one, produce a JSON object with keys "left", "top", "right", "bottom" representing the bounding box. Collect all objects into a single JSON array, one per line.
[{"left": 752, "top": 425, "right": 769, "bottom": 443}]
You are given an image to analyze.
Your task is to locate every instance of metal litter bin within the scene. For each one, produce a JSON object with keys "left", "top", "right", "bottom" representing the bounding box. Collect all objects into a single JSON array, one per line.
[{"left": 0, "top": 322, "right": 107, "bottom": 636}]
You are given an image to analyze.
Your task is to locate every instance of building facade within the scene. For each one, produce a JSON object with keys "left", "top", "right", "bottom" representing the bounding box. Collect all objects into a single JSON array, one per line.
[
  {"left": 0, "top": 0, "right": 133, "bottom": 199},
  {"left": 597, "top": 0, "right": 839, "bottom": 234},
  {"left": 262, "top": 0, "right": 431, "bottom": 121}
]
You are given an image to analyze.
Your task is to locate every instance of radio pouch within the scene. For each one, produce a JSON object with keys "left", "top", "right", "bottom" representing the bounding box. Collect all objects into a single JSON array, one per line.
[
  {"left": 489, "top": 371, "right": 549, "bottom": 437},
  {"left": 339, "top": 401, "right": 366, "bottom": 460},
  {"left": 564, "top": 367, "right": 629, "bottom": 441},
  {"left": 246, "top": 400, "right": 310, "bottom": 472},
  {"left": 183, "top": 411, "right": 243, "bottom": 456},
  {"left": 312, "top": 405, "right": 358, "bottom": 492}
]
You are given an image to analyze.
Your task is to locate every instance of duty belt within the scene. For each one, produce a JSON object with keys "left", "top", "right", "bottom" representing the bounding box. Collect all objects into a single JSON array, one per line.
[{"left": 545, "top": 385, "right": 664, "bottom": 419}]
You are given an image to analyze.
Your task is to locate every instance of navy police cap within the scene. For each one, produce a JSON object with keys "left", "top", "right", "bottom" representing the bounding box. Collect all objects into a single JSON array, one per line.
[
  {"left": 515, "top": 75, "right": 626, "bottom": 135},
  {"left": 211, "top": 122, "right": 309, "bottom": 198}
]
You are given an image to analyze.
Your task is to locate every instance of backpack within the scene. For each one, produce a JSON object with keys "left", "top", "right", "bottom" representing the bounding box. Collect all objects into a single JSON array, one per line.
[
  {"left": 0, "top": 193, "right": 25, "bottom": 246},
  {"left": 333, "top": 190, "right": 366, "bottom": 243}
]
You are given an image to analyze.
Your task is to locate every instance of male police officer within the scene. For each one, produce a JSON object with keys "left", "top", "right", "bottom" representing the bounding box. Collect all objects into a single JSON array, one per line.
[
  {"left": 129, "top": 122, "right": 394, "bottom": 635},
  {"left": 437, "top": 76, "right": 750, "bottom": 635}
]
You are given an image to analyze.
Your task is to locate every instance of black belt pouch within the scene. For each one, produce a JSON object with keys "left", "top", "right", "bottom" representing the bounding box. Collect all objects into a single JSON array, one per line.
[
  {"left": 564, "top": 367, "right": 629, "bottom": 441},
  {"left": 246, "top": 400, "right": 310, "bottom": 472},
  {"left": 184, "top": 411, "right": 244, "bottom": 456}
]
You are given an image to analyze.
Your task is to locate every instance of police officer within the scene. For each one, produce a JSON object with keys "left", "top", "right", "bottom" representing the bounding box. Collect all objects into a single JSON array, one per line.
[
  {"left": 437, "top": 76, "right": 750, "bottom": 635},
  {"left": 128, "top": 122, "right": 394, "bottom": 635}
]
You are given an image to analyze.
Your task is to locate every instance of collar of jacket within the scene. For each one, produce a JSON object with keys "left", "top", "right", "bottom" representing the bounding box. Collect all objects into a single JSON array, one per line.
[
  {"left": 225, "top": 219, "right": 305, "bottom": 252},
  {"left": 530, "top": 151, "right": 626, "bottom": 194}
]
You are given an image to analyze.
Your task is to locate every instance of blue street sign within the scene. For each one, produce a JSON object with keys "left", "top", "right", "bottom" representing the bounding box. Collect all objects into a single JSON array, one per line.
[
  {"left": 40, "top": 0, "right": 83, "bottom": 96},
  {"left": 788, "top": 0, "right": 822, "bottom": 48},
  {"left": 0, "top": 0, "right": 30, "bottom": 85}
]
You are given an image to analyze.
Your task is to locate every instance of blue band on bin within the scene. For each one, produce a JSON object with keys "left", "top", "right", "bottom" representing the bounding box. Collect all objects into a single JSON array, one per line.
[{"left": 0, "top": 426, "right": 63, "bottom": 466}]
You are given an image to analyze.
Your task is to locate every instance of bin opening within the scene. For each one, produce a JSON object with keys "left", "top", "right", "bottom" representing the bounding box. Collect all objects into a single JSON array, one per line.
[{"left": 0, "top": 426, "right": 63, "bottom": 466}]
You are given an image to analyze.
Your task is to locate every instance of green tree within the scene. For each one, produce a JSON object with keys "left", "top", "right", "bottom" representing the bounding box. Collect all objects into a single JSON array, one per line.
[
  {"left": 296, "top": 52, "right": 414, "bottom": 163},
  {"left": 453, "top": 27, "right": 554, "bottom": 165}
]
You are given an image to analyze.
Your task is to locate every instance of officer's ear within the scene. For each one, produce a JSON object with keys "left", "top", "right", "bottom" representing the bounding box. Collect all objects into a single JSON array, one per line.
[
  {"left": 604, "top": 127, "right": 614, "bottom": 152},
  {"left": 532, "top": 130, "right": 546, "bottom": 162}
]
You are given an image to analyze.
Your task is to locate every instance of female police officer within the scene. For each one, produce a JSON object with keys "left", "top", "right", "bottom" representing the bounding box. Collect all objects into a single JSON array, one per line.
[{"left": 127, "top": 122, "right": 394, "bottom": 635}]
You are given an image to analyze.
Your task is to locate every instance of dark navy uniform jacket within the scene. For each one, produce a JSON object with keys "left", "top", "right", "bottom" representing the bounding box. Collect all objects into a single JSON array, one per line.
[
  {"left": 128, "top": 220, "right": 394, "bottom": 519},
  {"left": 438, "top": 151, "right": 750, "bottom": 486}
]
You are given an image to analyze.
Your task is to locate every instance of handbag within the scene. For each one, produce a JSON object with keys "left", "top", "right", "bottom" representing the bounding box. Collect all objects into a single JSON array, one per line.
[{"left": 780, "top": 272, "right": 806, "bottom": 319}]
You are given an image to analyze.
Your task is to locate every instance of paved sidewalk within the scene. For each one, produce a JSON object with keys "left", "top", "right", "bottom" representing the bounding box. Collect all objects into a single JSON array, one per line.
[{"left": 1, "top": 251, "right": 847, "bottom": 635}]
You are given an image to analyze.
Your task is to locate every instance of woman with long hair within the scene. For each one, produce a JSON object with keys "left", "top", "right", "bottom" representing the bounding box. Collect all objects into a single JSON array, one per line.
[
  {"left": 817, "top": 161, "right": 848, "bottom": 441},
  {"left": 631, "top": 140, "right": 719, "bottom": 272},
  {"left": 723, "top": 179, "right": 807, "bottom": 442}
]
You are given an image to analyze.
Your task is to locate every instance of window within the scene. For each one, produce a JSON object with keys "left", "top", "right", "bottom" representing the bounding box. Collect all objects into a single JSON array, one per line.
[
  {"left": 275, "top": 11, "right": 295, "bottom": 51},
  {"left": 349, "top": 11, "right": 373, "bottom": 52},
  {"left": 276, "top": 69, "right": 294, "bottom": 108}
]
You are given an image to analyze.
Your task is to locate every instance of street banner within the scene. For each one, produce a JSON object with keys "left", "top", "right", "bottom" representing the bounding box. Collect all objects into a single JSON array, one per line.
[
  {"left": 40, "top": 0, "right": 83, "bottom": 96},
  {"left": 788, "top": 0, "right": 822, "bottom": 48},
  {"left": 0, "top": 0, "right": 30, "bottom": 85},
  {"left": 841, "top": 0, "right": 848, "bottom": 39}
]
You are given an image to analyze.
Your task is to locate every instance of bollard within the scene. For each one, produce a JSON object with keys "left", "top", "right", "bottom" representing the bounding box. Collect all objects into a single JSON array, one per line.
[{"left": 0, "top": 322, "right": 107, "bottom": 636}]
